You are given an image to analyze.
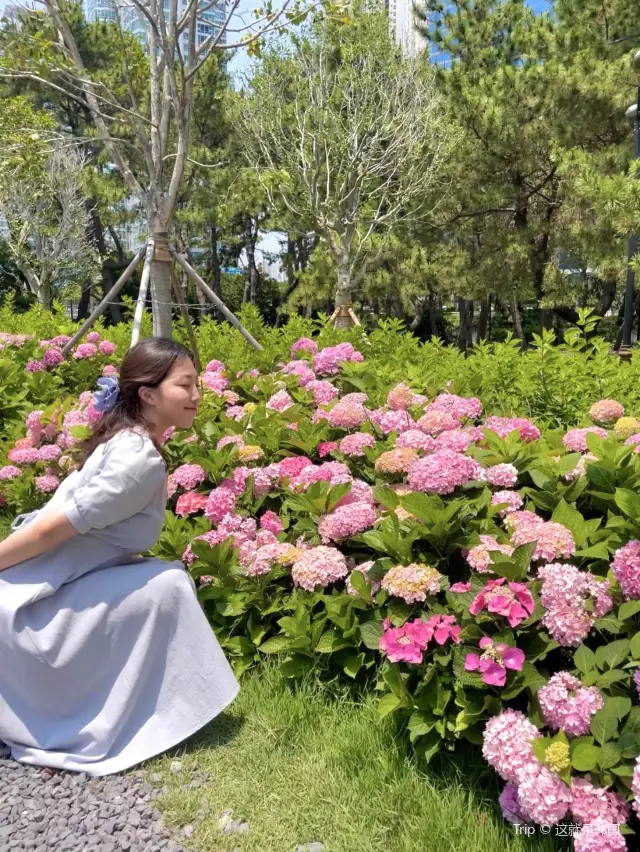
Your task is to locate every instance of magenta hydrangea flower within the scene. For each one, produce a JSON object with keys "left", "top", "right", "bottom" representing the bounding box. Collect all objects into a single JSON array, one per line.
[
  {"left": 206, "top": 359, "right": 225, "bottom": 372},
  {"left": 465, "top": 637, "right": 525, "bottom": 687},
  {"left": 570, "top": 776, "right": 629, "bottom": 826},
  {"left": 282, "top": 360, "right": 316, "bottom": 386},
  {"left": 482, "top": 710, "right": 540, "bottom": 784},
  {"left": 73, "top": 343, "right": 97, "bottom": 359},
  {"left": 450, "top": 581, "right": 471, "bottom": 593},
  {"left": 217, "top": 435, "right": 245, "bottom": 451},
  {"left": 484, "top": 416, "right": 541, "bottom": 442},
  {"left": 407, "top": 450, "right": 484, "bottom": 495},
  {"left": 486, "top": 463, "right": 518, "bottom": 488},
  {"left": 632, "top": 755, "right": 640, "bottom": 819},
  {"left": 335, "top": 478, "right": 374, "bottom": 508},
  {"left": 380, "top": 563, "right": 443, "bottom": 603},
  {"left": 318, "top": 441, "right": 338, "bottom": 458},
  {"left": 313, "top": 343, "right": 363, "bottom": 376},
  {"left": 86, "top": 331, "right": 101, "bottom": 343},
  {"left": 417, "top": 410, "right": 461, "bottom": 436},
  {"left": 507, "top": 512, "right": 575, "bottom": 563},
  {"left": 318, "top": 501, "right": 376, "bottom": 543},
  {"left": 538, "top": 672, "right": 603, "bottom": 737},
  {"left": 538, "top": 563, "right": 613, "bottom": 647},
  {"left": 289, "top": 461, "right": 351, "bottom": 492},
  {"left": 590, "top": 399, "right": 624, "bottom": 426},
  {"left": 260, "top": 510, "right": 283, "bottom": 535},
  {"left": 171, "top": 464, "right": 206, "bottom": 491},
  {"left": 98, "top": 340, "right": 116, "bottom": 356},
  {"left": 267, "top": 389, "right": 294, "bottom": 412},
  {"left": 26, "top": 360, "right": 46, "bottom": 373},
  {"left": 291, "top": 545, "right": 348, "bottom": 591},
  {"left": 202, "top": 371, "right": 228, "bottom": 394},
  {"left": 379, "top": 619, "right": 425, "bottom": 664},
  {"left": 563, "top": 427, "right": 609, "bottom": 453},
  {"left": 635, "top": 669, "right": 640, "bottom": 700},
  {"left": 291, "top": 337, "right": 318, "bottom": 358},
  {"left": 103, "top": 364, "right": 118, "bottom": 377},
  {"left": 0, "top": 465, "right": 22, "bottom": 480},
  {"left": 611, "top": 540, "right": 640, "bottom": 599},
  {"left": 174, "top": 491, "right": 209, "bottom": 517},
  {"left": 34, "top": 474, "right": 60, "bottom": 493},
  {"left": 50, "top": 334, "right": 71, "bottom": 346},
  {"left": 204, "top": 486, "right": 237, "bottom": 524},
  {"left": 338, "top": 432, "right": 376, "bottom": 456},
  {"left": 469, "top": 578, "right": 535, "bottom": 627},
  {"left": 43, "top": 347, "right": 64, "bottom": 367},
  {"left": 466, "top": 535, "right": 514, "bottom": 574}
]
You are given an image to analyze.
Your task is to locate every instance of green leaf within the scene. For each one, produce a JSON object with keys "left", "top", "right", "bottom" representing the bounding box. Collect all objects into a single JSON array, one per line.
[
  {"left": 630, "top": 632, "right": 640, "bottom": 659},
  {"left": 315, "top": 630, "right": 350, "bottom": 653},
  {"left": 571, "top": 741, "right": 600, "bottom": 772},
  {"left": 619, "top": 600, "right": 640, "bottom": 621},
  {"left": 349, "top": 569, "right": 372, "bottom": 602},
  {"left": 614, "top": 488, "right": 640, "bottom": 519},
  {"left": 342, "top": 653, "right": 364, "bottom": 679},
  {"left": 372, "top": 486, "right": 400, "bottom": 510},
  {"left": 591, "top": 705, "right": 619, "bottom": 745},
  {"left": 598, "top": 742, "right": 622, "bottom": 770},
  {"left": 595, "top": 669, "right": 628, "bottom": 687},
  {"left": 258, "top": 635, "right": 295, "bottom": 654},
  {"left": 551, "top": 500, "right": 586, "bottom": 545},
  {"left": 408, "top": 710, "right": 436, "bottom": 742},
  {"left": 359, "top": 620, "right": 384, "bottom": 650},
  {"left": 574, "top": 644, "right": 596, "bottom": 674},
  {"left": 378, "top": 693, "right": 402, "bottom": 719},
  {"left": 595, "top": 639, "right": 630, "bottom": 671}
]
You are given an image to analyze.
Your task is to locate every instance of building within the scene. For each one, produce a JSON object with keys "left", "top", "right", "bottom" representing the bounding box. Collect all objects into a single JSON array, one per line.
[{"left": 82, "top": 0, "right": 227, "bottom": 53}]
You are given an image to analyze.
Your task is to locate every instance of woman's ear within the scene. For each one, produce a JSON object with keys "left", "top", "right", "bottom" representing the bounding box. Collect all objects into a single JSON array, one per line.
[{"left": 139, "top": 386, "right": 155, "bottom": 406}]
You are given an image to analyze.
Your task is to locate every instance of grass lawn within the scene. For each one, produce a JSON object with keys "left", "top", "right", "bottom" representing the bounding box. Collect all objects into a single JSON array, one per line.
[{"left": 150, "top": 665, "right": 563, "bottom": 852}]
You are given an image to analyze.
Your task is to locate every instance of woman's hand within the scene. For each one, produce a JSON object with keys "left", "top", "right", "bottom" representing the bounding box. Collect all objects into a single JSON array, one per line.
[{"left": 0, "top": 509, "right": 79, "bottom": 572}]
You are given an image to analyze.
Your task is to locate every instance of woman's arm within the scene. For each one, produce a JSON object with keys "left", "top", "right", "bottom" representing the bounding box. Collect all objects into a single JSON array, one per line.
[{"left": 0, "top": 509, "right": 79, "bottom": 572}]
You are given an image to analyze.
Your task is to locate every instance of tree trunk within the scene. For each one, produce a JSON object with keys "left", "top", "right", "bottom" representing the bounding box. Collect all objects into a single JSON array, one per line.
[
  {"left": 77, "top": 278, "right": 92, "bottom": 320},
  {"left": 457, "top": 298, "right": 473, "bottom": 352},
  {"left": 477, "top": 296, "right": 490, "bottom": 341},
  {"left": 148, "top": 229, "right": 173, "bottom": 338},
  {"left": 510, "top": 295, "right": 526, "bottom": 349},
  {"left": 540, "top": 308, "right": 554, "bottom": 332},
  {"left": 243, "top": 215, "right": 261, "bottom": 305},
  {"left": 334, "top": 258, "right": 354, "bottom": 329}
]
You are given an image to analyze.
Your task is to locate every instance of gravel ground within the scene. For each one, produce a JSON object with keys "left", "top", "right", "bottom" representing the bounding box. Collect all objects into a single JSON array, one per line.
[{"left": 0, "top": 746, "right": 193, "bottom": 852}]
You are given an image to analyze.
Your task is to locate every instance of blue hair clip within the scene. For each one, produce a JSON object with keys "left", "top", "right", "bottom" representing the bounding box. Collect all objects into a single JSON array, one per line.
[{"left": 94, "top": 376, "right": 120, "bottom": 413}]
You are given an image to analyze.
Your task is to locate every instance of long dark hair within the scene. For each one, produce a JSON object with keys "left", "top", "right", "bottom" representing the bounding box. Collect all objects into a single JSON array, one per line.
[{"left": 73, "top": 337, "right": 196, "bottom": 470}]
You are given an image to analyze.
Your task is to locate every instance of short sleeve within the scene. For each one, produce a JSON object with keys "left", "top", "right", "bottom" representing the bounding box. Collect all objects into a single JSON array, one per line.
[{"left": 62, "top": 432, "right": 167, "bottom": 535}]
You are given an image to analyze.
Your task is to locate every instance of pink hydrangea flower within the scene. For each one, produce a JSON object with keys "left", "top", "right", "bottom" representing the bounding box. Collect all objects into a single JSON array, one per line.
[
  {"left": 43, "top": 347, "right": 64, "bottom": 367},
  {"left": 50, "top": 334, "right": 71, "bottom": 346},
  {"left": 291, "top": 546, "right": 348, "bottom": 590},
  {"left": 499, "top": 784, "right": 529, "bottom": 825},
  {"left": 7, "top": 447, "right": 40, "bottom": 465},
  {"left": 175, "top": 491, "right": 209, "bottom": 517},
  {"left": 217, "top": 435, "right": 245, "bottom": 451},
  {"left": 38, "top": 444, "right": 62, "bottom": 462},
  {"left": 484, "top": 417, "right": 541, "bottom": 442},
  {"left": 635, "top": 669, "right": 640, "bottom": 700},
  {"left": 335, "top": 478, "right": 374, "bottom": 508},
  {"left": 486, "top": 464, "right": 518, "bottom": 488},
  {"left": 386, "top": 383, "right": 415, "bottom": 411},
  {"left": 282, "top": 360, "right": 316, "bottom": 386},
  {"left": 338, "top": 432, "right": 376, "bottom": 456},
  {"left": 161, "top": 426, "right": 176, "bottom": 445},
  {"left": 86, "top": 331, "right": 101, "bottom": 343},
  {"left": 306, "top": 380, "right": 339, "bottom": 406},
  {"left": 318, "top": 501, "right": 376, "bottom": 543},
  {"left": 538, "top": 672, "right": 603, "bottom": 737},
  {"left": 515, "top": 761, "right": 570, "bottom": 825},
  {"left": 395, "top": 430, "right": 436, "bottom": 452},
  {"left": 327, "top": 398, "right": 369, "bottom": 429},
  {"left": 450, "top": 581, "right": 471, "bottom": 593},
  {"left": 539, "top": 563, "right": 613, "bottom": 647},
  {"left": 204, "top": 486, "right": 237, "bottom": 524},
  {"left": 482, "top": 709, "right": 540, "bottom": 784},
  {"left": 491, "top": 490, "right": 523, "bottom": 516},
  {"left": 267, "top": 389, "right": 294, "bottom": 412},
  {"left": 202, "top": 371, "right": 229, "bottom": 394},
  {"left": 73, "top": 343, "right": 97, "bottom": 359},
  {"left": 507, "top": 513, "right": 576, "bottom": 563},
  {"left": 379, "top": 619, "right": 425, "bottom": 664},
  {"left": 469, "top": 578, "right": 535, "bottom": 627},
  {"left": 407, "top": 450, "right": 484, "bottom": 495},
  {"left": 0, "top": 466, "right": 22, "bottom": 480},
  {"left": 466, "top": 535, "right": 514, "bottom": 574},
  {"left": 260, "top": 510, "right": 283, "bottom": 535},
  {"left": 590, "top": 399, "right": 624, "bottom": 426},
  {"left": 98, "top": 340, "right": 116, "bottom": 355},
  {"left": 465, "top": 637, "right": 525, "bottom": 687},
  {"left": 277, "top": 456, "right": 313, "bottom": 480},
  {"left": 103, "top": 364, "right": 118, "bottom": 377},
  {"left": 611, "top": 540, "right": 640, "bottom": 599},
  {"left": 172, "top": 464, "right": 206, "bottom": 491},
  {"left": 632, "top": 756, "right": 640, "bottom": 819},
  {"left": 291, "top": 337, "right": 318, "bottom": 358},
  {"left": 434, "top": 429, "right": 474, "bottom": 453},
  {"left": 563, "top": 427, "right": 609, "bottom": 453},
  {"left": 380, "top": 563, "right": 443, "bottom": 603},
  {"left": 417, "top": 410, "right": 461, "bottom": 436},
  {"left": 570, "top": 776, "right": 629, "bottom": 826},
  {"left": 318, "top": 441, "right": 338, "bottom": 458},
  {"left": 34, "top": 474, "right": 60, "bottom": 493},
  {"left": 573, "top": 820, "right": 627, "bottom": 852},
  {"left": 369, "top": 408, "right": 417, "bottom": 435},
  {"left": 428, "top": 393, "right": 483, "bottom": 421},
  {"left": 289, "top": 461, "right": 351, "bottom": 492},
  {"left": 313, "top": 343, "right": 363, "bottom": 376},
  {"left": 206, "top": 359, "right": 225, "bottom": 372},
  {"left": 345, "top": 561, "right": 380, "bottom": 597},
  {"left": 26, "top": 360, "right": 46, "bottom": 373}
]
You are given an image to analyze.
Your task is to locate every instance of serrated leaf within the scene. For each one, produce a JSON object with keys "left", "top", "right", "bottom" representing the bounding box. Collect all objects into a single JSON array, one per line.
[
  {"left": 591, "top": 706, "right": 619, "bottom": 745},
  {"left": 571, "top": 741, "right": 600, "bottom": 771},
  {"left": 599, "top": 742, "right": 622, "bottom": 770},
  {"left": 619, "top": 600, "right": 640, "bottom": 621},
  {"left": 574, "top": 644, "right": 596, "bottom": 674},
  {"left": 378, "top": 693, "right": 402, "bottom": 719},
  {"left": 595, "top": 639, "right": 630, "bottom": 671},
  {"left": 359, "top": 620, "right": 384, "bottom": 650},
  {"left": 614, "top": 488, "right": 640, "bottom": 519},
  {"left": 258, "top": 635, "right": 295, "bottom": 654}
]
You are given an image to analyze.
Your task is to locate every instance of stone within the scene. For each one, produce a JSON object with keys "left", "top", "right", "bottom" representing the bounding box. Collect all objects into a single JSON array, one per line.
[{"left": 169, "top": 761, "right": 182, "bottom": 775}]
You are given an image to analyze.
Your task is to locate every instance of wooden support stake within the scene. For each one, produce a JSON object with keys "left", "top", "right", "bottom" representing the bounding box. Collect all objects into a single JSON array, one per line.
[
  {"left": 61, "top": 247, "right": 145, "bottom": 357},
  {"left": 169, "top": 246, "right": 263, "bottom": 352},
  {"left": 130, "top": 239, "right": 155, "bottom": 348},
  {"left": 169, "top": 264, "right": 202, "bottom": 373}
]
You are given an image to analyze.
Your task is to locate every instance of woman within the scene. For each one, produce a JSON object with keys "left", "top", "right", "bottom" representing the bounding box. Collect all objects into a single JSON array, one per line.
[{"left": 0, "top": 337, "right": 239, "bottom": 776}]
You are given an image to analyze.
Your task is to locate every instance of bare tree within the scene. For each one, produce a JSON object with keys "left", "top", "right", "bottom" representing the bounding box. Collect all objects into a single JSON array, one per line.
[
  {"left": 1, "top": 0, "right": 312, "bottom": 335},
  {"left": 240, "top": 9, "right": 455, "bottom": 326},
  {"left": 0, "top": 146, "right": 98, "bottom": 309}
]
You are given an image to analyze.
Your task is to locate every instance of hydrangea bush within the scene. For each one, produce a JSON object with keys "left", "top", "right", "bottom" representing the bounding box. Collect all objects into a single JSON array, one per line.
[{"left": 5, "top": 315, "right": 640, "bottom": 847}]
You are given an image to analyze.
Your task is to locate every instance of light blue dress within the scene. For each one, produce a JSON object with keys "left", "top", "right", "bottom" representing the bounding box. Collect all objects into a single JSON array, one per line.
[{"left": 0, "top": 427, "right": 239, "bottom": 776}]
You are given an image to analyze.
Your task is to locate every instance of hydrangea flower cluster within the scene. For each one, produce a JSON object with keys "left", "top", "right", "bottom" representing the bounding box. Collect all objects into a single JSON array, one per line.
[
  {"left": 611, "top": 540, "right": 640, "bottom": 600},
  {"left": 464, "top": 637, "right": 525, "bottom": 687},
  {"left": 407, "top": 450, "right": 484, "bottom": 495},
  {"left": 318, "top": 502, "right": 376, "bottom": 543},
  {"left": 379, "top": 614, "right": 461, "bottom": 663},
  {"left": 338, "top": 432, "right": 376, "bottom": 456},
  {"left": 465, "top": 535, "right": 514, "bottom": 574},
  {"left": 291, "top": 545, "right": 348, "bottom": 590},
  {"left": 484, "top": 417, "right": 541, "bottom": 442},
  {"left": 539, "top": 563, "right": 612, "bottom": 647},
  {"left": 380, "top": 563, "right": 443, "bottom": 603},
  {"left": 589, "top": 399, "right": 624, "bottom": 425},
  {"left": 313, "top": 343, "right": 364, "bottom": 376},
  {"left": 563, "top": 427, "right": 608, "bottom": 453},
  {"left": 538, "top": 672, "right": 603, "bottom": 737},
  {"left": 171, "top": 464, "right": 206, "bottom": 491},
  {"left": 469, "top": 578, "right": 535, "bottom": 627},
  {"left": 491, "top": 490, "right": 523, "bottom": 516},
  {"left": 485, "top": 463, "right": 518, "bottom": 488}
]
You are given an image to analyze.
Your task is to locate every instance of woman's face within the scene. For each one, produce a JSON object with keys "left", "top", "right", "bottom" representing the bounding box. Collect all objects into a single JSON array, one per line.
[{"left": 140, "top": 356, "right": 201, "bottom": 433}]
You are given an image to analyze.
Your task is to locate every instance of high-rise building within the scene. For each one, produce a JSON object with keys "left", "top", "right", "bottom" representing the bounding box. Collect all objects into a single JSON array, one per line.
[{"left": 82, "top": 0, "right": 227, "bottom": 52}]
